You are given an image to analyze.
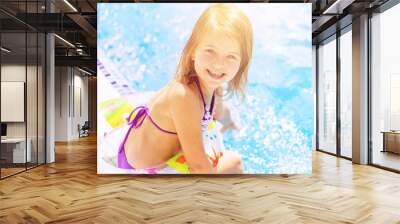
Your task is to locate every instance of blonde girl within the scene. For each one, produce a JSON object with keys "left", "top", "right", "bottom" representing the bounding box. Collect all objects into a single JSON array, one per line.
[{"left": 117, "top": 4, "right": 253, "bottom": 174}]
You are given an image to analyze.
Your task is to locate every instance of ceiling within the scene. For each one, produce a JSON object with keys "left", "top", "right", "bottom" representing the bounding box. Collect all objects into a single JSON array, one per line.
[
  {"left": 0, "top": 0, "right": 394, "bottom": 75},
  {"left": 0, "top": 0, "right": 97, "bottom": 73}
]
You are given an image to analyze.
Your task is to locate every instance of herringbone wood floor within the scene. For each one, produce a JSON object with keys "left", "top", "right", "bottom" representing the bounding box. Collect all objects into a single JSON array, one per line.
[{"left": 1, "top": 135, "right": 400, "bottom": 224}]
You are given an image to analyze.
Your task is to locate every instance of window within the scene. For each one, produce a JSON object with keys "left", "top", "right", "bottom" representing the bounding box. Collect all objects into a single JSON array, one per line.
[
  {"left": 0, "top": 1, "right": 47, "bottom": 179},
  {"left": 371, "top": 3, "right": 400, "bottom": 171},
  {"left": 318, "top": 36, "right": 337, "bottom": 154},
  {"left": 340, "top": 28, "right": 352, "bottom": 158}
]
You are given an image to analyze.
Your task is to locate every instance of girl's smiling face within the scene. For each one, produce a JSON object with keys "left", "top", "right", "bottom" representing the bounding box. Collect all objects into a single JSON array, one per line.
[{"left": 193, "top": 30, "right": 242, "bottom": 90}]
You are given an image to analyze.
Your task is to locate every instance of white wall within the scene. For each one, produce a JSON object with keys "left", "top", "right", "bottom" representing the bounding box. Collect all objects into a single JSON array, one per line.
[
  {"left": 1, "top": 64, "right": 46, "bottom": 164},
  {"left": 1, "top": 65, "right": 26, "bottom": 139},
  {"left": 1, "top": 65, "right": 39, "bottom": 138},
  {"left": 55, "top": 67, "right": 89, "bottom": 141},
  {"left": 72, "top": 73, "right": 89, "bottom": 138},
  {"left": 55, "top": 67, "right": 69, "bottom": 141}
]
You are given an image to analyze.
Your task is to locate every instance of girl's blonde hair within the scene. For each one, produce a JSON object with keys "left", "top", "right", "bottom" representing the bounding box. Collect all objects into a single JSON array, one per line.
[{"left": 175, "top": 4, "right": 253, "bottom": 97}]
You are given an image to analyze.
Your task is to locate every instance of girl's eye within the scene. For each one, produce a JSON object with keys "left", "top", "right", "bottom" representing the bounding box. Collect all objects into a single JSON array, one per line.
[
  {"left": 227, "top": 55, "right": 238, "bottom": 60},
  {"left": 205, "top": 49, "right": 214, "bottom": 54}
]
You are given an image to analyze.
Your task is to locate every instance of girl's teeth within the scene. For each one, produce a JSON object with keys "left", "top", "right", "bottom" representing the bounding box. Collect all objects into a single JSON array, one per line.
[{"left": 208, "top": 70, "right": 223, "bottom": 78}]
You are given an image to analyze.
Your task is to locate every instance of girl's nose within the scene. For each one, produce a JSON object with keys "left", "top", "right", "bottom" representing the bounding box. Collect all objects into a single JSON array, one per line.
[{"left": 211, "top": 58, "right": 224, "bottom": 72}]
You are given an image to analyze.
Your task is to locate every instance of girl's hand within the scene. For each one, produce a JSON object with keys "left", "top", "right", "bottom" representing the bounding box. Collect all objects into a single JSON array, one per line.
[
  {"left": 216, "top": 151, "right": 243, "bottom": 174},
  {"left": 214, "top": 95, "right": 240, "bottom": 133}
]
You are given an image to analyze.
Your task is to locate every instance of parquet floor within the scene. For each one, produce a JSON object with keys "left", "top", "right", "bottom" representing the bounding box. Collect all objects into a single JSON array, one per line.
[
  {"left": 373, "top": 150, "right": 400, "bottom": 171},
  {"left": 1, "top": 167, "right": 25, "bottom": 177},
  {"left": 1, "top": 135, "right": 400, "bottom": 223}
]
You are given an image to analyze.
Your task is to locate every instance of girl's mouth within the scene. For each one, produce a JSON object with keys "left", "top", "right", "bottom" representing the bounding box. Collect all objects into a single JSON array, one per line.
[{"left": 207, "top": 69, "right": 225, "bottom": 80}]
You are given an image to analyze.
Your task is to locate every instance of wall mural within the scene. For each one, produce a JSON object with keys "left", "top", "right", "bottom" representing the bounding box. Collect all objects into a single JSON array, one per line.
[{"left": 97, "top": 3, "right": 312, "bottom": 174}]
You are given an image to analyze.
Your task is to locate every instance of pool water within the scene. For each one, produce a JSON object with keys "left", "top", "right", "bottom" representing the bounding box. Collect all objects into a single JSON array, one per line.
[{"left": 222, "top": 84, "right": 312, "bottom": 174}]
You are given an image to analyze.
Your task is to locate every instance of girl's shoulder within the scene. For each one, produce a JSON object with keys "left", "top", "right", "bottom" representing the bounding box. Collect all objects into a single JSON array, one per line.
[
  {"left": 167, "top": 80, "right": 197, "bottom": 101},
  {"left": 166, "top": 80, "right": 202, "bottom": 114}
]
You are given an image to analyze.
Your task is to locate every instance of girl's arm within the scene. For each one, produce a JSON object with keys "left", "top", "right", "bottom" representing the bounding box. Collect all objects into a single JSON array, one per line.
[{"left": 168, "top": 83, "right": 216, "bottom": 174}]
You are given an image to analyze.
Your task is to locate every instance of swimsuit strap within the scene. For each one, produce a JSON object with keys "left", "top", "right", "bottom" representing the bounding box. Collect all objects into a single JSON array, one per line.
[
  {"left": 194, "top": 79, "right": 207, "bottom": 108},
  {"left": 127, "top": 106, "right": 177, "bottom": 135},
  {"left": 194, "top": 79, "right": 215, "bottom": 114},
  {"left": 209, "top": 91, "right": 215, "bottom": 115}
]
